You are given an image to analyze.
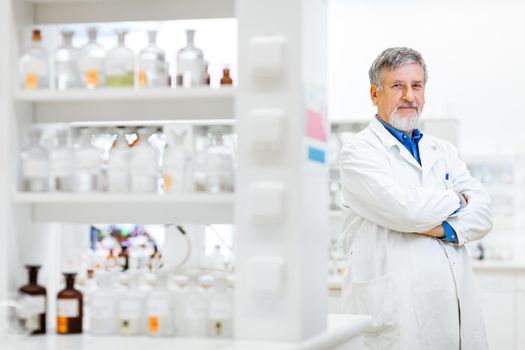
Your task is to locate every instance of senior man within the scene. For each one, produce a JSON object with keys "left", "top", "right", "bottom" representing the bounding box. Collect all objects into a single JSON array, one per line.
[{"left": 339, "top": 47, "right": 493, "bottom": 349}]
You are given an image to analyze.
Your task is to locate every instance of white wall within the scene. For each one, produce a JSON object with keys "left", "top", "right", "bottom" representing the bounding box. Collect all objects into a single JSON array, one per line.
[{"left": 328, "top": 0, "right": 525, "bottom": 155}]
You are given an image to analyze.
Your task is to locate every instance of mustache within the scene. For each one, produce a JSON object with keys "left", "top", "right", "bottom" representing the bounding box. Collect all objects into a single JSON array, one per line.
[{"left": 396, "top": 102, "right": 418, "bottom": 109}]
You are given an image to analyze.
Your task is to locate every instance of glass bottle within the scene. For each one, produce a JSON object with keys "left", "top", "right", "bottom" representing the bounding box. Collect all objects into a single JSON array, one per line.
[
  {"left": 138, "top": 30, "right": 168, "bottom": 88},
  {"left": 20, "top": 127, "right": 49, "bottom": 192},
  {"left": 107, "top": 127, "right": 130, "bottom": 192},
  {"left": 72, "top": 128, "right": 102, "bottom": 192},
  {"left": 117, "top": 245, "right": 129, "bottom": 272},
  {"left": 163, "top": 127, "right": 190, "bottom": 194},
  {"left": 208, "top": 273, "right": 233, "bottom": 338},
  {"left": 105, "top": 29, "right": 134, "bottom": 88},
  {"left": 19, "top": 265, "right": 47, "bottom": 335},
  {"left": 179, "top": 274, "right": 209, "bottom": 337},
  {"left": 57, "top": 272, "right": 83, "bottom": 334},
  {"left": 171, "top": 274, "right": 188, "bottom": 336},
  {"left": 193, "top": 126, "right": 210, "bottom": 192},
  {"left": 118, "top": 272, "right": 146, "bottom": 336},
  {"left": 49, "top": 127, "right": 73, "bottom": 192},
  {"left": 90, "top": 271, "right": 120, "bottom": 335},
  {"left": 129, "top": 127, "right": 159, "bottom": 193},
  {"left": 20, "top": 29, "right": 49, "bottom": 90},
  {"left": 146, "top": 272, "right": 173, "bottom": 337},
  {"left": 220, "top": 67, "right": 233, "bottom": 86},
  {"left": 78, "top": 27, "right": 105, "bottom": 89},
  {"left": 176, "top": 29, "right": 205, "bottom": 87},
  {"left": 205, "top": 126, "right": 234, "bottom": 193},
  {"left": 54, "top": 29, "right": 81, "bottom": 90}
]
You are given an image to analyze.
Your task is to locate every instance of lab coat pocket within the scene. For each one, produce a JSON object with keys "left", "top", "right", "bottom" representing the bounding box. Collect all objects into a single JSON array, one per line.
[{"left": 343, "top": 274, "right": 400, "bottom": 330}]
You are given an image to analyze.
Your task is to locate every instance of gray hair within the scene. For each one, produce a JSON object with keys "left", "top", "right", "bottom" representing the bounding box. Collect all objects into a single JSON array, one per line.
[{"left": 369, "top": 47, "right": 428, "bottom": 89}]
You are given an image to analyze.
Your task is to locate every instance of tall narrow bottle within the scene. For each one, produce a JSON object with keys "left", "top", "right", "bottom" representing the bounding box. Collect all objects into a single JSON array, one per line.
[
  {"left": 20, "top": 29, "right": 49, "bottom": 90},
  {"left": 57, "top": 272, "right": 83, "bottom": 334},
  {"left": 176, "top": 29, "right": 206, "bottom": 87},
  {"left": 90, "top": 271, "right": 120, "bottom": 335},
  {"left": 138, "top": 30, "right": 168, "bottom": 88},
  {"left": 208, "top": 273, "right": 233, "bottom": 337},
  {"left": 72, "top": 128, "right": 102, "bottom": 192},
  {"left": 78, "top": 27, "right": 105, "bottom": 89},
  {"left": 118, "top": 272, "right": 147, "bottom": 336},
  {"left": 20, "top": 127, "right": 49, "bottom": 192},
  {"left": 49, "top": 127, "right": 73, "bottom": 192},
  {"left": 205, "top": 126, "right": 234, "bottom": 193},
  {"left": 129, "top": 127, "right": 159, "bottom": 193},
  {"left": 163, "top": 127, "right": 190, "bottom": 194},
  {"left": 105, "top": 29, "right": 134, "bottom": 88},
  {"left": 19, "top": 265, "right": 47, "bottom": 335},
  {"left": 54, "top": 29, "right": 81, "bottom": 90},
  {"left": 179, "top": 274, "right": 209, "bottom": 337},
  {"left": 146, "top": 272, "right": 173, "bottom": 337},
  {"left": 107, "top": 127, "right": 130, "bottom": 192}
]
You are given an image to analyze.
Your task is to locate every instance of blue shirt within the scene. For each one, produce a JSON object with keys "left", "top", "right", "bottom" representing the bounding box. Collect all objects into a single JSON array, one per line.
[{"left": 376, "top": 116, "right": 458, "bottom": 243}]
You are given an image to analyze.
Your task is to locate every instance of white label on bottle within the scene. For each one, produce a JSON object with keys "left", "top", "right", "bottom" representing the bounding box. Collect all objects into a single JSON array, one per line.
[
  {"left": 57, "top": 299, "right": 79, "bottom": 318},
  {"left": 90, "top": 299, "right": 113, "bottom": 319},
  {"left": 28, "top": 295, "right": 46, "bottom": 314},
  {"left": 22, "top": 159, "right": 48, "bottom": 178}
]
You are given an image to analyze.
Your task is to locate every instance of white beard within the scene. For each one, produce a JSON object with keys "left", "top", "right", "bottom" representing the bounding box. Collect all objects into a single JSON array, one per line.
[{"left": 390, "top": 110, "right": 420, "bottom": 132}]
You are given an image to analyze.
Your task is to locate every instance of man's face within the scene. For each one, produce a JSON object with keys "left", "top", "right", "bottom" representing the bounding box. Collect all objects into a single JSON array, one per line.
[{"left": 370, "top": 63, "right": 426, "bottom": 132}]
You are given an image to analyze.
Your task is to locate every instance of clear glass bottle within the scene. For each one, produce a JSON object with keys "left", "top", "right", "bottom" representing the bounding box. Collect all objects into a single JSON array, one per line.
[
  {"left": 49, "top": 127, "right": 73, "bottom": 192},
  {"left": 163, "top": 127, "right": 190, "bottom": 194},
  {"left": 89, "top": 271, "right": 120, "bottom": 335},
  {"left": 205, "top": 126, "right": 234, "bottom": 193},
  {"left": 20, "top": 127, "right": 49, "bottom": 192},
  {"left": 54, "top": 29, "right": 81, "bottom": 90},
  {"left": 118, "top": 272, "right": 146, "bottom": 336},
  {"left": 78, "top": 27, "right": 105, "bottom": 89},
  {"left": 107, "top": 127, "right": 130, "bottom": 192},
  {"left": 179, "top": 274, "right": 209, "bottom": 337},
  {"left": 72, "top": 128, "right": 102, "bottom": 192},
  {"left": 57, "top": 272, "right": 83, "bottom": 334},
  {"left": 138, "top": 30, "right": 168, "bottom": 88},
  {"left": 193, "top": 126, "right": 210, "bottom": 192},
  {"left": 20, "top": 29, "right": 49, "bottom": 90},
  {"left": 176, "top": 29, "right": 206, "bottom": 87},
  {"left": 19, "top": 265, "right": 47, "bottom": 335},
  {"left": 129, "top": 127, "right": 159, "bottom": 193},
  {"left": 105, "top": 29, "right": 134, "bottom": 88},
  {"left": 146, "top": 272, "right": 173, "bottom": 337},
  {"left": 208, "top": 273, "right": 233, "bottom": 338}
]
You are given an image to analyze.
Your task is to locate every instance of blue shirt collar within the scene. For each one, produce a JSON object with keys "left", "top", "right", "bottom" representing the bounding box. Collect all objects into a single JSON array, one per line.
[{"left": 375, "top": 115, "right": 423, "bottom": 145}]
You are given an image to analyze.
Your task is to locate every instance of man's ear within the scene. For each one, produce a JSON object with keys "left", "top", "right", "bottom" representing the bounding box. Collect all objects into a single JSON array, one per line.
[{"left": 370, "top": 85, "right": 378, "bottom": 106}]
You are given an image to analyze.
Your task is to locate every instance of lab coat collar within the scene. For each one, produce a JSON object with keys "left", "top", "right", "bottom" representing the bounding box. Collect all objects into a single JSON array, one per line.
[
  {"left": 369, "top": 117, "right": 422, "bottom": 170},
  {"left": 369, "top": 117, "right": 440, "bottom": 178}
]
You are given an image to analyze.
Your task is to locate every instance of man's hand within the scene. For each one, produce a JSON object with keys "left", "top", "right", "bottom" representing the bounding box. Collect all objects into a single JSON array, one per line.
[
  {"left": 460, "top": 192, "right": 468, "bottom": 209},
  {"left": 421, "top": 225, "right": 445, "bottom": 238}
]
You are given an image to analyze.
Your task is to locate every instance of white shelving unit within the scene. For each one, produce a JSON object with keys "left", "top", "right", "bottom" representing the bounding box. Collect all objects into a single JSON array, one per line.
[
  {"left": 0, "top": 0, "right": 372, "bottom": 348},
  {"left": 13, "top": 192, "right": 234, "bottom": 223},
  {"left": 13, "top": 87, "right": 235, "bottom": 123}
]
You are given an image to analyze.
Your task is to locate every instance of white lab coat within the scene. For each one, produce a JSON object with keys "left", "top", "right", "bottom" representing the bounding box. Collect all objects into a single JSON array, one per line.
[{"left": 339, "top": 118, "right": 493, "bottom": 350}]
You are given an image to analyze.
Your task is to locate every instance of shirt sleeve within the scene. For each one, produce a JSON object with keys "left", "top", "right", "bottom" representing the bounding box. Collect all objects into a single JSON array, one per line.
[{"left": 441, "top": 221, "right": 458, "bottom": 243}]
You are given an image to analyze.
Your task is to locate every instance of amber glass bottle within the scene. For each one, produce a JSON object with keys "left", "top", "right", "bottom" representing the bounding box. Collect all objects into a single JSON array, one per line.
[
  {"left": 220, "top": 67, "right": 233, "bottom": 85},
  {"left": 57, "top": 272, "right": 83, "bottom": 334},
  {"left": 19, "top": 265, "right": 47, "bottom": 334}
]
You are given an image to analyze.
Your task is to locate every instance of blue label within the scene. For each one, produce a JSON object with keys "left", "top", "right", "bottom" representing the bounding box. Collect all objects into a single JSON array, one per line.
[{"left": 308, "top": 147, "right": 325, "bottom": 164}]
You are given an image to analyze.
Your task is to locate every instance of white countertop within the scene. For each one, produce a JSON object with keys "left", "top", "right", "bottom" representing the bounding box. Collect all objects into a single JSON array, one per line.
[{"left": 0, "top": 314, "right": 372, "bottom": 350}]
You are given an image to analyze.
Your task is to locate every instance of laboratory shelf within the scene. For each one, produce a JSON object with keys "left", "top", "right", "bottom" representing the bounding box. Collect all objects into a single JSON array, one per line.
[
  {"left": 13, "top": 87, "right": 235, "bottom": 123},
  {"left": 0, "top": 314, "right": 371, "bottom": 350},
  {"left": 12, "top": 192, "right": 235, "bottom": 224},
  {"left": 24, "top": 0, "right": 235, "bottom": 25}
]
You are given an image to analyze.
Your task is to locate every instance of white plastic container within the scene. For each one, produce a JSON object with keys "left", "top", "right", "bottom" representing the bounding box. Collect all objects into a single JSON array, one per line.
[
  {"left": 118, "top": 272, "right": 147, "bottom": 336},
  {"left": 146, "top": 272, "right": 173, "bottom": 337},
  {"left": 107, "top": 127, "right": 130, "bottom": 192},
  {"left": 208, "top": 273, "right": 233, "bottom": 337},
  {"left": 129, "top": 128, "right": 159, "bottom": 193},
  {"left": 89, "top": 271, "right": 119, "bottom": 335}
]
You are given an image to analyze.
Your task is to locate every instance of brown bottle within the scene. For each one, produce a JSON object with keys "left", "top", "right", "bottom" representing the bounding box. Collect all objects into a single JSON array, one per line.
[
  {"left": 57, "top": 272, "right": 83, "bottom": 334},
  {"left": 19, "top": 265, "right": 47, "bottom": 334},
  {"left": 220, "top": 68, "right": 233, "bottom": 86}
]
